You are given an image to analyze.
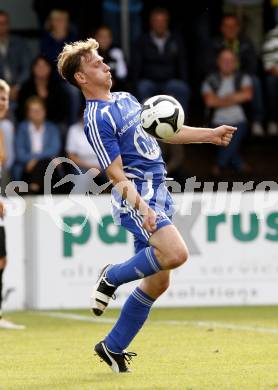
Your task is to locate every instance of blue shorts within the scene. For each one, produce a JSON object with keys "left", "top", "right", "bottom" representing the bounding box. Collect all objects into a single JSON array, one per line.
[{"left": 111, "top": 179, "right": 174, "bottom": 253}]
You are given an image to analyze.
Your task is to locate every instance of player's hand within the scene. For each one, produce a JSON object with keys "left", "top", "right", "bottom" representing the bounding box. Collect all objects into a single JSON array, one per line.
[
  {"left": 212, "top": 125, "right": 237, "bottom": 146},
  {"left": 142, "top": 207, "right": 157, "bottom": 233}
]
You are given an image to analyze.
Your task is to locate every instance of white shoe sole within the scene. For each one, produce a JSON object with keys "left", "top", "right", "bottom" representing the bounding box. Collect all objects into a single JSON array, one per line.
[{"left": 0, "top": 319, "right": 25, "bottom": 329}]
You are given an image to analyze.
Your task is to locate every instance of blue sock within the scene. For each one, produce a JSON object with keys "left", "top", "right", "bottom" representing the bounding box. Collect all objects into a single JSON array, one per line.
[
  {"left": 105, "top": 287, "right": 155, "bottom": 353},
  {"left": 106, "top": 246, "right": 161, "bottom": 287}
]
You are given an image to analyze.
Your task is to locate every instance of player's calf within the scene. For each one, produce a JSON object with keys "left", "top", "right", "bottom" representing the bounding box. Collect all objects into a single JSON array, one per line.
[{"left": 139, "top": 270, "right": 170, "bottom": 299}]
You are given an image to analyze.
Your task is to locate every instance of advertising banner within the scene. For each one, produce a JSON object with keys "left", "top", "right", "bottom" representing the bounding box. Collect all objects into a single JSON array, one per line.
[{"left": 25, "top": 192, "right": 278, "bottom": 309}]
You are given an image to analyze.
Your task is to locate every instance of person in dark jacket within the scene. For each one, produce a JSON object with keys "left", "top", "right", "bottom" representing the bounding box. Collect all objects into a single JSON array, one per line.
[
  {"left": 132, "top": 7, "right": 190, "bottom": 114},
  {"left": 0, "top": 10, "right": 32, "bottom": 103},
  {"left": 16, "top": 55, "right": 70, "bottom": 126},
  {"left": 93, "top": 25, "right": 128, "bottom": 92},
  {"left": 40, "top": 9, "right": 80, "bottom": 125},
  {"left": 13, "top": 96, "right": 61, "bottom": 193}
]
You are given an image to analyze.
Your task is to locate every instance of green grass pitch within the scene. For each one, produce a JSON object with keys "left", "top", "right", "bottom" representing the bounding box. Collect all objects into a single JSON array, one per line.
[{"left": 1, "top": 306, "right": 278, "bottom": 390}]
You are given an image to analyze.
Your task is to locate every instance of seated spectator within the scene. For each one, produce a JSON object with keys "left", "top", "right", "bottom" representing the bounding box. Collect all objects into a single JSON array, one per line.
[
  {"left": 0, "top": 80, "right": 14, "bottom": 189},
  {"left": 0, "top": 10, "right": 32, "bottom": 106},
  {"left": 40, "top": 9, "right": 80, "bottom": 125},
  {"left": 13, "top": 96, "right": 61, "bottom": 194},
  {"left": 223, "top": 0, "right": 264, "bottom": 54},
  {"left": 132, "top": 7, "right": 190, "bottom": 115},
  {"left": 210, "top": 13, "right": 264, "bottom": 136},
  {"left": 202, "top": 48, "right": 253, "bottom": 176},
  {"left": 262, "top": 23, "right": 278, "bottom": 135},
  {"left": 94, "top": 25, "right": 128, "bottom": 91},
  {"left": 65, "top": 115, "right": 107, "bottom": 194},
  {"left": 40, "top": 9, "right": 78, "bottom": 66},
  {"left": 16, "top": 55, "right": 70, "bottom": 126}
]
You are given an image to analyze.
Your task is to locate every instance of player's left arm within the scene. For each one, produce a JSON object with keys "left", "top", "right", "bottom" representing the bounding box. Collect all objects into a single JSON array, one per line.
[{"left": 161, "top": 124, "right": 237, "bottom": 146}]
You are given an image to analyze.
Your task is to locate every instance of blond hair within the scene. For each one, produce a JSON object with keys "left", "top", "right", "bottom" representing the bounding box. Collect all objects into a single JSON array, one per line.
[
  {"left": 57, "top": 38, "right": 99, "bottom": 88},
  {"left": 0, "top": 79, "right": 10, "bottom": 95}
]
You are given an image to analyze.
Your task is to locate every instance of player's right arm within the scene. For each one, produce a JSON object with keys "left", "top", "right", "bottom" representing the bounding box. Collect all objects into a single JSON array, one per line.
[{"left": 106, "top": 155, "right": 157, "bottom": 233}]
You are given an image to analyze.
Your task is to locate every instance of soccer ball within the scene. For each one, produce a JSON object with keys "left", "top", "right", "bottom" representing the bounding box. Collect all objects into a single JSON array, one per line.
[{"left": 140, "top": 95, "right": 184, "bottom": 139}]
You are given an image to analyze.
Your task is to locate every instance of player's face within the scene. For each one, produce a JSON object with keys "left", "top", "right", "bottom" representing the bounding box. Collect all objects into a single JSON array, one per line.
[
  {"left": 0, "top": 90, "right": 9, "bottom": 119},
  {"left": 80, "top": 51, "right": 112, "bottom": 90}
]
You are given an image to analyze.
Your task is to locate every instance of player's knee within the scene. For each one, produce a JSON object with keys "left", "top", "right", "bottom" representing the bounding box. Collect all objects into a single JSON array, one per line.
[{"left": 167, "top": 246, "right": 189, "bottom": 269}]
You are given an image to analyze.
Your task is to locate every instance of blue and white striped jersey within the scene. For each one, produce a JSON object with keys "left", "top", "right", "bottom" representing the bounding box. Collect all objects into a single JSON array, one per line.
[{"left": 84, "top": 92, "right": 166, "bottom": 181}]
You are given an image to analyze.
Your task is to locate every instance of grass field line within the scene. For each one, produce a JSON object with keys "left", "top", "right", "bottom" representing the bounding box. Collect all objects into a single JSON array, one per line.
[{"left": 38, "top": 311, "right": 278, "bottom": 335}]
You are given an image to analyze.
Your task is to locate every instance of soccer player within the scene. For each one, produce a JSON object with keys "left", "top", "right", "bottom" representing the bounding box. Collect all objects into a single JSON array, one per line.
[
  {"left": 0, "top": 79, "right": 24, "bottom": 329},
  {"left": 57, "top": 39, "right": 236, "bottom": 373}
]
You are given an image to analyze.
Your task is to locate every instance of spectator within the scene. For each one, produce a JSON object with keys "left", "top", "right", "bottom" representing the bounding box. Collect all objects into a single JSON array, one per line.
[
  {"left": 223, "top": 0, "right": 264, "bottom": 54},
  {"left": 40, "top": 9, "right": 80, "bottom": 125},
  {"left": 0, "top": 81, "right": 14, "bottom": 189},
  {"left": 94, "top": 25, "right": 128, "bottom": 91},
  {"left": 102, "top": 0, "right": 143, "bottom": 48},
  {"left": 132, "top": 7, "right": 190, "bottom": 115},
  {"left": 40, "top": 9, "right": 78, "bottom": 66},
  {"left": 262, "top": 22, "right": 278, "bottom": 135},
  {"left": 33, "top": 0, "right": 102, "bottom": 39},
  {"left": 202, "top": 48, "right": 253, "bottom": 176},
  {"left": 271, "top": 0, "right": 278, "bottom": 25},
  {"left": 0, "top": 79, "right": 24, "bottom": 329},
  {"left": 16, "top": 55, "right": 70, "bottom": 126},
  {"left": 13, "top": 96, "right": 61, "bottom": 193},
  {"left": 0, "top": 10, "right": 32, "bottom": 105},
  {"left": 210, "top": 14, "right": 264, "bottom": 136},
  {"left": 65, "top": 115, "right": 107, "bottom": 194}
]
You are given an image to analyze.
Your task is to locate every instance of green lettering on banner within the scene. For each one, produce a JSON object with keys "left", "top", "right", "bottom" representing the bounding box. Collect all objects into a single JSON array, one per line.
[
  {"left": 98, "top": 215, "right": 127, "bottom": 244},
  {"left": 232, "top": 213, "right": 259, "bottom": 241},
  {"left": 266, "top": 212, "right": 278, "bottom": 241},
  {"left": 207, "top": 214, "right": 226, "bottom": 241},
  {"left": 63, "top": 216, "right": 91, "bottom": 257}
]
